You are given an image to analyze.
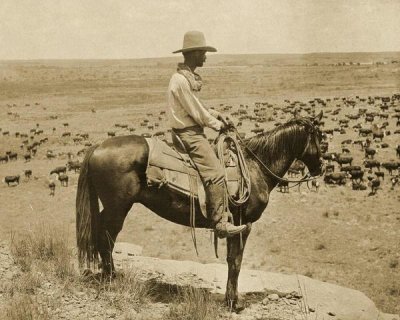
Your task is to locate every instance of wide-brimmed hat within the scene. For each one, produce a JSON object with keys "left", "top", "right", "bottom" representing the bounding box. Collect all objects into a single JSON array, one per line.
[{"left": 173, "top": 31, "right": 217, "bottom": 54}]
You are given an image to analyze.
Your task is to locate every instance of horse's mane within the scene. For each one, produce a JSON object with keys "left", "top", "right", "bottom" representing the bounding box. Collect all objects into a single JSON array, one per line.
[{"left": 245, "top": 117, "right": 313, "bottom": 161}]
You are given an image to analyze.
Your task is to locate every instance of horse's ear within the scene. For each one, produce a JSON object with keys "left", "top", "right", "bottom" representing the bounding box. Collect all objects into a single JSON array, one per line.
[{"left": 313, "top": 111, "right": 323, "bottom": 125}]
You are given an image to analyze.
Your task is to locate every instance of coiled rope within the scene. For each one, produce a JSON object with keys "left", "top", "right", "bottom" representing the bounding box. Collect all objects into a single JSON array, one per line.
[{"left": 216, "top": 132, "right": 251, "bottom": 207}]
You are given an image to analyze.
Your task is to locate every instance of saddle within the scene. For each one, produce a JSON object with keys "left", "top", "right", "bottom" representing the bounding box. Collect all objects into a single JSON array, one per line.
[{"left": 144, "top": 134, "right": 242, "bottom": 218}]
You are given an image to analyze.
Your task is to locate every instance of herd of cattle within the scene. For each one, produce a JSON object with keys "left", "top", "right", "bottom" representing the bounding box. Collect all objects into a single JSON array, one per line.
[{"left": 1, "top": 93, "right": 400, "bottom": 197}]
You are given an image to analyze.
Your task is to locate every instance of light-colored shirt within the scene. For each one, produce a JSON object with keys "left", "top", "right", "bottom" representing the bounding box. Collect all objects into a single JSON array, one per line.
[{"left": 167, "top": 72, "right": 222, "bottom": 131}]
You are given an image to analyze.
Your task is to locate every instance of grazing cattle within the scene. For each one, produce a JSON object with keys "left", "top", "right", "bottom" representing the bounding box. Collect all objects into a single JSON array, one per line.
[
  {"left": 340, "top": 166, "right": 361, "bottom": 173},
  {"left": 364, "top": 147, "right": 376, "bottom": 159},
  {"left": 0, "top": 155, "right": 8, "bottom": 163},
  {"left": 24, "top": 170, "right": 32, "bottom": 179},
  {"left": 49, "top": 182, "right": 56, "bottom": 196},
  {"left": 278, "top": 180, "right": 289, "bottom": 193},
  {"left": 396, "top": 145, "right": 400, "bottom": 158},
  {"left": 341, "top": 147, "right": 351, "bottom": 154},
  {"left": 358, "top": 128, "right": 372, "bottom": 136},
  {"left": 352, "top": 182, "right": 367, "bottom": 190},
  {"left": 364, "top": 159, "right": 381, "bottom": 172},
  {"left": 24, "top": 154, "right": 31, "bottom": 162},
  {"left": 324, "top": 172, "right": 347, "bottom": 185},
  {"left": 334, "top": 155, "right": 353, "bottom": 167},
  {"left": 287, "top": 169, "right": 300, "bottom": 177},
  {"left": 349, "top": 170, "right": 364, "bottom": 183},
  {"left": 62, "top": 132, "right": 71, "bottom": 137},
  {"left": 46, "top": 151, "right": 56, "bottom": 159},
  {"left": 63, "top": 123, "right": 69, "bottom": 127},
  {"left": 67, "top": 160, "right": 81, "bottom": 173},
  {"left": 369, "top": 178, "right": 381, "bottom": 195},
  {"left": 309, "top": 180, "right": 320, "bottom": 192},
  {"left": 8, "top": 152, "right": 18, "bottom": 161},
  {"left": 50, "top": 166, "right": 67, "bottom": 176},
  {"left": 381, "top": 162, "right": 399, "bottom": 175},
  {"left": 107, "top": 131, "right": 116, "bottom": 137},
  {"left": 322, "top": 152, "right": 338, "bottom": 163},
  {"left": 58, "top": 174, "right": 69, "bottom": 187},
  {"left": 5, "top": 175, "right": 20, "bottom": 186}
]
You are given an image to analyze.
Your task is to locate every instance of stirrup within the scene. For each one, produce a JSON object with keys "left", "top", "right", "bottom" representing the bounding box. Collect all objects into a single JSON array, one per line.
[{"left": 215, "top": 222, "right": 247, "bottom": 239}]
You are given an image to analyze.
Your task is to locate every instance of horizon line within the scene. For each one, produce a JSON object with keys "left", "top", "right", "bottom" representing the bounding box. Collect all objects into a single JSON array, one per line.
[{"left": 0, "top": 50, "right": 399, "bottom": 62}]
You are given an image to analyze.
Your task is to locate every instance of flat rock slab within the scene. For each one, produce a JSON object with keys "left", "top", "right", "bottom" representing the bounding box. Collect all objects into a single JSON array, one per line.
[{"left": 113, "top": 242, "right": 398, "bottom": 320}]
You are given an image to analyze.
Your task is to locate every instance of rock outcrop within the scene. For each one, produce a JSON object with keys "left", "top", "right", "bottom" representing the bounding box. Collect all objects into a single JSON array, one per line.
[{"left": 114, "top": 242, "right": 399, "bottom": 320}]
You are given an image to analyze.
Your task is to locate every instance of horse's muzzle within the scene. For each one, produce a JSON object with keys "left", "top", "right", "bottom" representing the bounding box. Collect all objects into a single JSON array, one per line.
[{"left": 310, "top": 159, "right": 325, "bottom": 177}]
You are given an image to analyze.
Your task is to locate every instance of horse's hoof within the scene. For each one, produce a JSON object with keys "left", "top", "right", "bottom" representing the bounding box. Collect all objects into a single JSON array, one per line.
[
  {"left": 233, "top": 301, "right": 246, "bottom": 313},
  {"left": 226, "top": 299, "right": 246, "bottom": 313}
]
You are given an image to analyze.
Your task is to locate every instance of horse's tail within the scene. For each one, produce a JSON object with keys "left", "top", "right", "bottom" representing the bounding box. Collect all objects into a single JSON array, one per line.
[{"left": 76, "top": 144, "right": 99, "bottom": 269}]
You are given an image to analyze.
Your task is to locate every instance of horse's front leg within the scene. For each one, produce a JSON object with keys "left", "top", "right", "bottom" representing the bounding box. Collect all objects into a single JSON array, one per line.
[{"left": 225, "top": 224, "right": 251, "bottom": 312}]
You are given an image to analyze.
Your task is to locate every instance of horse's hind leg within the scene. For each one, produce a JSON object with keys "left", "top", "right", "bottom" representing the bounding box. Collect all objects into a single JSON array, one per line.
[{"left": 97, "top": 206, "right": 130, "bottom": 276}]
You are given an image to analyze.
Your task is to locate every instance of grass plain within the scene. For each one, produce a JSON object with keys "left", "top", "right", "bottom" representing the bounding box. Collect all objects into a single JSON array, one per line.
[{"left": 0, "top": 52, "right": 399, "bottom": 315}]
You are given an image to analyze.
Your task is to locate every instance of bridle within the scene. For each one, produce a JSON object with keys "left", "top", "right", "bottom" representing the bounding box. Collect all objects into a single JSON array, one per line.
[{"left": 231, "top": 122, "right": 323, "bottom": 184}]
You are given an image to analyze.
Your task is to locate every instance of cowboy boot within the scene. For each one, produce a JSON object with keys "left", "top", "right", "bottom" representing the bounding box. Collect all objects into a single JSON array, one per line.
[{"left": 205, "top": 183, "right": 247, "bottom": 239}]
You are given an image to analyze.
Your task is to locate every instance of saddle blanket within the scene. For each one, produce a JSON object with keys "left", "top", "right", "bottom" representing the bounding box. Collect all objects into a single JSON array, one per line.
[{"left": 144, "top": 137, "right": 241, "bottom": 218}]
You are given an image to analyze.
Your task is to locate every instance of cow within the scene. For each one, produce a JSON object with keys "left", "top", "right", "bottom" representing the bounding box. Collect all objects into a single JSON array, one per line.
[
  {"left": 324, "top": 172, "right": 347, "bottom": 185},
  {"left": 0, "top": 155, "right": 8, "bottom": 163},
  {"left": 8, "top": 152, "right": 18, "bottom": 161},
  {"left": 307, "top": 179, "right": 320, "bottom": 192},
  {"left": 58, "top": 174, "right": 69, "bottom": 187},
  {"left": 278, "top": 180, "right": 289, "bottom": 193},
  {"left": 364, "top": 147, "right": 376, "bottom": 159},
  {"left": 50, "top": 166, "right": 67, "bottom": 176},
  {"left": 24, "top": 154, "right": 31, "bottom": 162},
  {"left": 381, "top": 162, "right": 399, "bottom": 175},
  {"left": 24, "top": 170, "right": 32, "bottom": 179},
  {"left": 49, "top": 182, "right": 56, "bottom": 196},
  {"left": 348, "top": 170, "right": 364, "bottom": 183},
  {"left": 334, "top": 155, "right": 353, "bottom": 167},
  {"left": 364, "top": 159, "right": 380, "bottom": 172},
  {"left": 369, "top": 178, "right": 381, "bottom": 195},
  {"left": 67, "top": 160, "right": 81, "bottom": 173},
  {"left": 5, "top": 175, "right": 20, "bottom": 186},
  {"left": 352, "top": 182, "right": 367, "bottom": 190}
]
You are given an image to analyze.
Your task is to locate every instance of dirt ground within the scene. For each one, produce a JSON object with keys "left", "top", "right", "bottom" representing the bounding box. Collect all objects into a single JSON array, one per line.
[{"left": 0, "top": 52, "right": 399, "bottom": 314}]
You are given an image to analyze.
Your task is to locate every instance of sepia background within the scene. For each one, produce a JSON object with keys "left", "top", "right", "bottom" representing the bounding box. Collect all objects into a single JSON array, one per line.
[{"left": 0, "top": 0, "right": 399, "bottom": 319}]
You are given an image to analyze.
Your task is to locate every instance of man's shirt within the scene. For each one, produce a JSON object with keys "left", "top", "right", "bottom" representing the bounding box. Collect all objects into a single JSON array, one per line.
[{"left": 167, "top": 72, "right": 222, "bottom": 131}]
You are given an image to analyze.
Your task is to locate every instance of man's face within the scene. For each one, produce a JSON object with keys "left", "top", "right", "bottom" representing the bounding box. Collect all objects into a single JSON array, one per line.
[{"left": 195, "top": 50, "right": 207, "bottom": 67}]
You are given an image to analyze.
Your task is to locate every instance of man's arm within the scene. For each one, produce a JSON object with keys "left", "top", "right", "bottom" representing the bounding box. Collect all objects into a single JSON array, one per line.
[{"left": 172, "top": 76, "right": 223, "bottom": 131}]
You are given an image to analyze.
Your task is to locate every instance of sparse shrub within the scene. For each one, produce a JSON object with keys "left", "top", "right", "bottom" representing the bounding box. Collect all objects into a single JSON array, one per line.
[
  {"left": 162, "top": 287, "right": 220, "bottom": 320},
  {"left": 95, "top": 266, "right": 152, "bottom": 311},
  {"left": 322, "top": 211, "right": 329, "bottom": 218},
  {"left": 9, "top": 223, "right": 75, "bottom": 280},
  {"left": 1, "top": 294, "right": 50, "bottom": 320}
]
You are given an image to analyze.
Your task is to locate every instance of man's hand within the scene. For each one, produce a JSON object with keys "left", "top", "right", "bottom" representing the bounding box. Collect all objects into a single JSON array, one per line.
[{"left": 217, "top": 114, "right": 235, "bottom": 129}]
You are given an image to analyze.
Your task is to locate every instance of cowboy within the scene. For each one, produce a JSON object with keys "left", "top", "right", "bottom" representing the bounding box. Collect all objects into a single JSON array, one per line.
[{"left": 167, "top": 31, "right": 247, "bottom": 238}]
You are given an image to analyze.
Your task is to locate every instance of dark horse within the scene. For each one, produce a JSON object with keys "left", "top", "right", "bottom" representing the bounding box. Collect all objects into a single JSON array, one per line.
[{"left": 76, "top": 112, "right": 324, "bottom": 310}]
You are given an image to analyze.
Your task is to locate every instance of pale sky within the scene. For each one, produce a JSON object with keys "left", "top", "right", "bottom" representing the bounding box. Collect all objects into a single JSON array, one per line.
[{"left": 1, "top": 0, "right": 399, "bottom": 60}]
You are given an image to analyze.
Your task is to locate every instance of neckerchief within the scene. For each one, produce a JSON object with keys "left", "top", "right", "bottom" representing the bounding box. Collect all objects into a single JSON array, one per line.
[{"left": 177, "top": 63, "right": 203, "bottom": 92}]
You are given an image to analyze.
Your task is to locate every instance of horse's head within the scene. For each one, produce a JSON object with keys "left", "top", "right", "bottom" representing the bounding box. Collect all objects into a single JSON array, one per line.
[{"left": 298, "top": 111, "right": 324, "bottom": 176}]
